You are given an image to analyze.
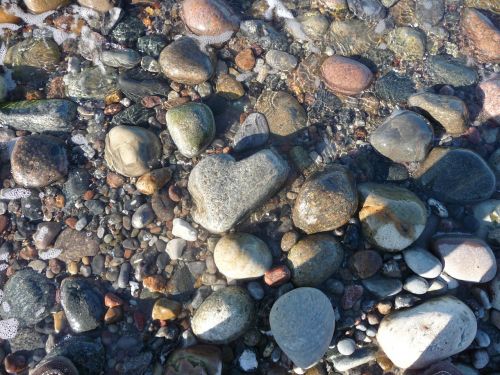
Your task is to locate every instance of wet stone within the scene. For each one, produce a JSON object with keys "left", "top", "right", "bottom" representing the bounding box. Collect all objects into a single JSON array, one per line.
[
  {"left": 0, "top": 99, "right": 77, "bottom": 132},
  {"left": 320, "top": 56, "right": 373, "bottom": 96},
  {"left": 408, "top": 92, "right": 469, "bottom": 135},
  {"left": 0, "top": 269, "right": 55, "bottom": 327},
  {"left": 33, "top": 222, "right": 62, "bottom": 250},
  {"left": 426, "top": 55, "right": 478, "bottom": 87},
  {"left": 118, "top": 70, "right": 170, "bottom": 102},
  {"left": 255, "top": 91, "right": 307, "bottom": 144},
  {"left": 477, "top": 75, "right": 500, "bottom": 124},
  {"left": 64, "top": 66, "right": 118, "bottom": 100},
  {"left": 24, "top": 0, "right": 68, "bottom": 13},
  {"left": 61, "top": 278, "right": 105, "bottom": 333},
  {"left": 48, "top": 336, "right": 105, "bottom": 375},
  {"left": 166, "top": 102, "right": 215, "bottom": 158},
  {"left": 287, "top": 234, "right": 344, "bottom": 287},
  {"left": 415, "top": 0, "right": 445, "bottom": 27},
  {"left": 137, "top": 35, "right": 168, "bottom": 57},
  {"left": 374, "top": 72, "right": 416, "bottom": 102},
  {"left": 4, "top": 37, "right": 61, "bottom": 70},
  {"left": 347, "top": 0, "right": 387, "bottom": 20},
  {"left": 182, "top": 0, "right": 240, "bottom": 36},
  {"left": 132, "top": 203, "right": 155, "bottom": 229},
  {"left": 11, "top": 135, "right": 68, "bottom": 188},
  {"left": 239, "top": 20, "right": 289, "bottom": 51},
  {"left": 292, "top": 166, "right": 358, "bottom": 234},
  {"left": 159, "top": 37, "right": 215, "bottom": 85},
  {"left": 188, "top": 149, "right": 289, "bottom": 233},
  {"left": 111, "top": 16, "right": 146, "bottom": 46},
  {"left": 265, "top": 50, "right": 298, "bottom": 72},
  {"left": 387, "top": 27, "right": 426, "bottom": 60},
  {"left": 100, "top": 48, "right": 142, "bottom": 69},
  {"left": 415, "top": 147, "right": 496, "bottom": 204},
  {"left": 461, "top": 8, "right": 500, "bottom": 64},
  {"left": 370, "top": 110, "right": 433, "bottom": 163},
  {"left": 54, "top": 228, "right": 100, "bottom": 262},
  {"left": 233, "top": 112, "right": 269, "bottom": 152},
  {"left": 329, "top": 19, "right": 374, "bottom": 56}
]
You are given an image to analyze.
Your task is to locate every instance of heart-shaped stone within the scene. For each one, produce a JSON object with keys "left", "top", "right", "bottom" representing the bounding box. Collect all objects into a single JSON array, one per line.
[{"left": 188, "top": 149, "right": 289, "bottom": 233}]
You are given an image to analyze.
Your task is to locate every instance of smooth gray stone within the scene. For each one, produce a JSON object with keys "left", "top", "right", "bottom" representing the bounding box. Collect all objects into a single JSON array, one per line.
[
  {"left": 100, "top": 48, "right": 141, "bottom": 69},
  {"left": 362, "top": 275, "right": 403, "bottom": 298},
  {"left": 188, "top": 149, "right": 289, "bottom": 233},
  {"left": 191, "top": 286, "right": 254, "bottom": 343},
  {"left": 0, "top": 99, "right": 77, "bottom": 132},
  {"left": 270, "top": 287, "right": 335, "bottom": 368},
  {"left": 331, "top": 347, "right": 378, "bottom": 372}
]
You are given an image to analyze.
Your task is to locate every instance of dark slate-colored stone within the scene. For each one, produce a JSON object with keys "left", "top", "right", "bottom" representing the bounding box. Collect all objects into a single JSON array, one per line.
[
  {"left": 137, "top": 35, "right": 168, "bottom": 57},
  {"left": 426, "top": 55, "right": 478, "bottom": 87},
  {"left": 60, "top": 278, "right": 105, "bottom": 333},
  {"left": 48, "top": 336, "right": 105, "bottom": 375},
  {"left": 374, "top": 71, "right": 416, "bottom": 102},
  {"left": 111, "top": 103, "right": 155, "bottom": 126},
  {"left": 118, "top": 70, "right": 170, "bottom": 102},
  {"left": 111, "top": 16, "right": 146, "bottom": 46}
]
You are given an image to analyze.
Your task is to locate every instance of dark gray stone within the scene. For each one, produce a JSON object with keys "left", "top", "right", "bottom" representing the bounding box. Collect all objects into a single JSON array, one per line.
[
  {"left": 362, "top": 276, "right": 403, "bottom": 298},
  {"left": 233, "top": 112, "right": 269, "bottom": 152},
  {"left": 48, "top": 336, "right": 105, "bottom": 375},
  {"left": 426, "top": 55, "right": 478, "bottom": 87}
]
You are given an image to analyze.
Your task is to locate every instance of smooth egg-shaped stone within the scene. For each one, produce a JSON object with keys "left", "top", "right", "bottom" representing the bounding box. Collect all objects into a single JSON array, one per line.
[
  {"left": 377, "top": 296, "right": 477, "bottom": 369},
  {"left": 270, "top": 288, "right": 335, "bottom": 369},
  {"left": 320, "top": 55, "right": 373, "bottom": 96},
  {"left": 214, "top": 233, "right": 272, "bottom": 279},
  {"left": 191, "top": 286, "right": 254, "bottom": 344}
]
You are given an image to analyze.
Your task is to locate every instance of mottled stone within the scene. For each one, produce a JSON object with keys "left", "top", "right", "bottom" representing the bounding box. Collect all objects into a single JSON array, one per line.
[
  {"left": 214, "top": 233, "right": 272, "bottom": 279},
  {"left": 24, "top": 0, "right": 68, "bottom": 13},
  {"left": 477, "top": 75, "right": 500, "bottom": 124},
  {"left": 408, "top": 92, "right": 469, "bottom": 135},
  {"left": 182, "top": 0, "right": 239, "bottom": 36},
  {"left": 11, "top": 135, "right": 68, "bottom": 188},
  {"left": 0, "top": 99, "right": 77, "bottom": 132},
  {"left": 0, "top": 269, "right": 55, "bottom": 327},
  {"left": 426, "top": 55, "right": 478, "bottom": 87},
  {"left": 61, "top": 278, "right": 104, "bottom": 333},
  {"left": 287, "top": 234, "right": 344, "bottom": 286},
  {"left": 233, "top": 112, "right": 269, "bottom": 152},
  {"left": 191, "top": 286, "right": 254, "bottom": 343},
  {"left": 374, "top": 71, "right": 416, "bottom": 102},
  {"left": 31, "top": 356, "right": 79, "bottom": 375},
  {"left": 166, "top": 346, "right": 222, "bottom": 375},
  {"left": 48, "top": 336, "right": 105, "bottom": 375},
  {"left": 387, "top": 27, "right": 426, "bottom": 60},
  {"left": 64, "top": 66, "right": 118, "bottom": 100},
  {"left": 166, "top": 102, "right": 215, "bottom": 158},
  {"left": 265, "top": 50, "right": 298, "bottom": 72},
  {"left": 159, "top": 37, "right": 214, "bottom": 85},
  {"left": 347, "top": 0, "right": 387, "bottom": 21},
  {"left": 377, "top": 296, "right": 477, "bottom": 369},
  {"left": 188, "top": 149, "right": 289, "bottom": 233},
  {"left": 104, "top": 125, "right": 162, "bottom": 177},
  {"left": 255, "top": 91, "right": 307, "bottom": 143},
  {"left": 461, "top": 8, "right": 500, "bottom": 64},
  {"left": 329, "top": 19, "right": 374, "bottom": 55},
  {"left": 292, "top": 166, "right": 358, "bottom": 234},
  {"left": 4, "top": 37, "right": 60, "bottom": 70},
  {"left": 432, "top": 235, "right": 496, "bottom": 283},
  {"left": 216, "top": 74, "right": 245, "bottom": 100},
  {"left": 415, "top": 0, "right": 444, "bottom": 27},
  {"left": 320, "top": 56, "right": 373, "bottom": 96},
  {"left": 358, "top": 183, "right": 428, "bottom": 251},
  {"left": 100, "top": 49, "right": 141, "bottom": 69},
  {"left": 34, "top": 222, "right": 62, "bottom": 250},
  {"left": 270, "top": 288, "right": 334, "bottom": 369},
  {"left": 54, "top": 228, "right": 100, "bottom": 262},
  {"left": 414, "top": 147, "right": 496, "bottom": 204},
  {"left": 370, "top": 110, "right": 433, "bottom": 162}
]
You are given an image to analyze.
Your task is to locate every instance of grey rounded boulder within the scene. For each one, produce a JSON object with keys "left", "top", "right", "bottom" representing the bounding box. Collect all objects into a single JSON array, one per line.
[
  {"left": 270, "top": 287, "right": 335, "bottom": 369},
  {"left": 191, "top": 286, "right": 254, "bottom": 344}
]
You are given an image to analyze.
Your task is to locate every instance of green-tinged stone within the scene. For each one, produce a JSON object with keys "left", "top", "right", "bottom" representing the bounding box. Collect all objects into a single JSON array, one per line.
[
  {"left": 426, "top": 55, "right": 478, "bottom": 87},
  {"left": 329, "top": 19, "right": 375, "bottom": 55},
  {"left": 387, "top": 27, "right": 426, "bottom": 60},
  {"left": 4, "top": 37, "right": 61, "bottom": 70},
  {"left": 0, "top": 99, "right": 77, "bottom": 132},
  {"left": 166, "top": 102, "right": 215, "bottom": 158}
]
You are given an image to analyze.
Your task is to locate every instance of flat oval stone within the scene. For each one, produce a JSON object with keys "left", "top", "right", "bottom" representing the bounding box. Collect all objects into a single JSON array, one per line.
[
  {"left": 403, "top": 247, "right": 443, "bottom": 279},
  {"left": 0, "top": 269, "right": 55, "bottom": 327},
  {"left": 11, "top": 135, "right": 68, "bottom": 188},
  {"left": 265, "top": 50, "right": 298, "bottom": 72},
  {"left": 377, "top": 296, "right": 477, "bottom": 369},
  {"left": 182, "top": 0, "right": 239, "bottom": 36},
  {"left": 233, "top": 112, "right": 269, "bottom": 152},
  {"left": 287, "top": 234, "right": 344, "bottom": 286},
  {"left": 362, "top": 275, "right": 403, "bottom": 298},
  {"left": 270, "top": 287, "right": 335, "bottom": 369},
  {"left": 432, "top": 235, "right": 496, "bottom": 283},
  {"left": 54, "top": 228, "right": 100, "bottom": 262},
  {"left": 24, "top": 0, "right": 68, "bottom": 13},
  {"left": 320, "top": 56, "right": 373, "bottom": 96},
  {"left": 358, "top": 183, "right": 428, "bottom": 251},
  {"left": 408, "top": 92, "right": 469, "bottom": 135},
  {"left": 100, "top": 48, "right": 141, "bottom": 69},
  {"left": 214, "top": 233, "right": 272, "bottom": 280},
  {"left": 370, "top": 110, "right": 434, "bottom": 163},
  {"left": 191, "top": 286, "right": 254, "bottom": 344},
  {"left": 426, "top": 55, "right": 478, "bottom": 87},
  {"left": 166, "top": 102, "right": 215, "bottom": 158},
  {"left": 159, "top": 37, "right": 214, "bottom": 85},
  {"left": 61, "top": 278, "right": 104, "bottom": 333},
  {"left": 4, "top": 37, "right": 61, "bottom": 70},
  {"left": 414, "top": 147, "right": 496, "bottom": 204},
  {"left": 292, "top": 166, "right": 358, "bottom": 234},
  {"left": 188, "top": 149, "right": 289, "bottom": 233},
  {"left": 104, "top": 125, "right": 162, "bottom": 178},
  {"left": 0, "top": 99, "right": 77, "bottom": 132},
  {"left": 255, "top": 91, "right": 307, "bottom": 144}
]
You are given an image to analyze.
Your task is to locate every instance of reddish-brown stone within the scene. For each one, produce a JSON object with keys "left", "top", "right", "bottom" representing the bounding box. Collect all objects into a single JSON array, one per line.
[
  {"left": 341, "top": 284, "right": 364, "bottom": 310},
  {"left": 477, "top": 75, "right": 500, "bottom": 124},
  {"left": 106, "top": 172, "right": 125, "bottom": 188},
  {"left": 4, "top": 353, "right": 27, "bottom": 374},
  {"left": 462, "top": 8, "right": 500, "bottom": 64},
  {"left": 104, "top": 292, "right": 124, "bottom": 308},
  {"left": 0, "top": 215, "right": 9, "bottom": 234},
  {"left": 181, "top": 0, "right": 240, "bottom": 36},
  {"left": 264, "top": 265, "right": 291, "bottom": 286},
  {"left": 320, "top": 55, "right": 373, "bottom": 96},
  {"left": 235, "top": 48, "right": 256, "bottom": 71},
  {"left": 350, "top": 250, "right": 383, "bottom": 279}
]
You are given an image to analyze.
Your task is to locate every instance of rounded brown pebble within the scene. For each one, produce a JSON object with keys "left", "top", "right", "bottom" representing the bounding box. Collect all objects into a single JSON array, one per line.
[
  {"left": 106, "top": 172, "right": 125, "bottom": 188},
  {"left": 341, "top": 284, "right": 364, "bottom": 310},
  {"left": 461, "top": 8, "right": 500, "bottom": 64},
  {"left": 181, "top": 0, "right": 240, "bottom": 36},
  {"left": 143, "top": 275, "right": 168, "bottom": 293},
  {"left": 4, "top": 353, "right": 27, "bottom": 374},
  {"left": 104, "top": 292, "right": 123, "bottom": 308},
  {"left": 320, "top": 55, "right": 373, "bottom": 96},
  {"left": 281, "top": 231, "right": 299, "bottom": 252},
  {"left": 264, "top": 265, "right": 292, "bottom": 286},
  {"left": 0, "top": 214, "right": 9, "bottom": 234},
  {"left": 235, "top": 48, "right": 256, "bottom": 71},
  {"left": 350, "top": 250, "right": 383, "bottom": 279},
  {"left": 168, "top": 184, "right": 182, "bottom": 202}
]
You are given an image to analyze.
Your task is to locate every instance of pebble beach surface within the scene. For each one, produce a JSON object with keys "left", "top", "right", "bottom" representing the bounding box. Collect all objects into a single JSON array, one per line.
[{"left": 0, "top": 0, "right": 499, "bottom": 374}]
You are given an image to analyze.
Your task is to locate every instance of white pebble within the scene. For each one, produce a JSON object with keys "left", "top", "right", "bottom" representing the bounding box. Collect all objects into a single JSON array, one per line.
[
  {"left": 172, "top": 218, "right": 198, "bottom": 241},
  {"left": 239, "top": 349, "right": 258, "bottom": 372},
  {"left": 337, "top": 338, "right": 356, "bottom": 356},
  {"left": 166, "top": 238, "right": 186, "bottom": 260},
  {"left": 0, "top": 318, "right": 18, "bottom": 339}
]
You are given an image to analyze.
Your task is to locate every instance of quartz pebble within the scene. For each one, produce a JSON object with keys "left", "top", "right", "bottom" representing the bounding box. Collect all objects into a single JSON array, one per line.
[
  {"left": 172, "top": 218, "right": 198, "bottom": 241},
  {"left": 166, "top": 238, "right": 186, "bottom": 260}
]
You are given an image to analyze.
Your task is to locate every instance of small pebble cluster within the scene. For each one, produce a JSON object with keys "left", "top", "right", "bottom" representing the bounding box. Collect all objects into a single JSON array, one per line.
[{"left": 0, "top": 0, "right": 499, "bottom": 374}]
